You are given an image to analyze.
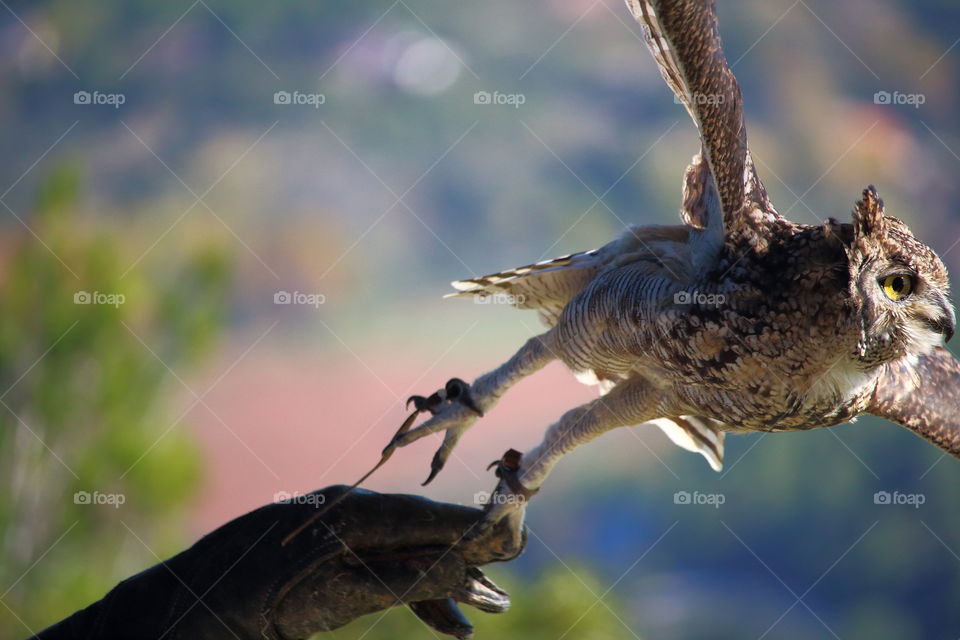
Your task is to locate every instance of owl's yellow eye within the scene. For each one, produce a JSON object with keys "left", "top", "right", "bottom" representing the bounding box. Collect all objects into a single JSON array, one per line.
[{"left": 880, "top": 274, "right": 913, "bottom": 301}]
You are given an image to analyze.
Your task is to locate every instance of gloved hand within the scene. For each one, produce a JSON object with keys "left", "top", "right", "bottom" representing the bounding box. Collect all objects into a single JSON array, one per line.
[{"left": 31, "top": 485, "right": 524, "bottom": 640}]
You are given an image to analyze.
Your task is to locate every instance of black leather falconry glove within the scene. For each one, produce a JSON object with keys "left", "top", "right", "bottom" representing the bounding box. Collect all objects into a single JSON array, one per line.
[{"left": 31, "top": 485, "right": 524, "bottom": 640}]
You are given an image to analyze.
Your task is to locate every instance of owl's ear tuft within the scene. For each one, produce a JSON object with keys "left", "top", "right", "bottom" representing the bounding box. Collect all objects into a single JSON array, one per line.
[{"left": 852, "top": 185, "right": 885, "bottom": 239}]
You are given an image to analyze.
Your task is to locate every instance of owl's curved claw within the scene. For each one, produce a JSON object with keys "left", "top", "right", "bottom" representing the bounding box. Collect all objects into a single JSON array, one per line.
[
  {"left": 486, "top": 449, "right": 538, "bottom": 502},
  {"left": 422, "top": 428, "right": 466, "bottom": 486},
  {"left": 464, "top": 449, "right": 535, "bottom": 556},
  {"left": 422, "top": 464, "right": 443, "bottom": 487},
  {"left": 385, "top": 379, "right": 487, "bottom": 485},
  {"left": 406, "top": 393, "right": 441, "bottom": 414},
  {"left": 404, "top": 378, "right": 483, "bottom": 418},
  {"left": 388, "top": 379, "right": 485, "bottom": 453}
]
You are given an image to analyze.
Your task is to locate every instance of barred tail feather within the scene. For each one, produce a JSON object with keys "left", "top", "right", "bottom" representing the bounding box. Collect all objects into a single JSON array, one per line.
[
  {"left": 445, "top": 249, "right": 600, "bottom": 326},
  {"left": 444, "top": 224, "right": 694, "bottom": 326},
  {"left": 647, "top": 416, "right": 725, "bottom": 471},
  {"left": 447, "top": 250, "right": 598, "bottom": 296}
]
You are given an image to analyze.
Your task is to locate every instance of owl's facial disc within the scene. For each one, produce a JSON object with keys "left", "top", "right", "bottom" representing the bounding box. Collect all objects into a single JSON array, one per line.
[{"left": 875, "top": 266, "right": 955, "bottom": 349}]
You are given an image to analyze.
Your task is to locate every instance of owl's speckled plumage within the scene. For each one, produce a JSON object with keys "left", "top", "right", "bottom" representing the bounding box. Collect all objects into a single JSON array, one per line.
[{"left": 388, "top": 0, "right": 959, "bottom": 539}]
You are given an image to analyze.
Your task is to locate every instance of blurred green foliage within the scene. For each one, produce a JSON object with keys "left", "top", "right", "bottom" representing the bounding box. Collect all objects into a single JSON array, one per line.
[{"left": 0, "top": 167, "right": 230, "bottom": 637}]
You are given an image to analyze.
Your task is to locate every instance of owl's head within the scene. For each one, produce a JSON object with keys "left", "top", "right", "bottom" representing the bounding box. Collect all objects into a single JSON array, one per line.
[{"left": 845, "top": 186, "right": 955, "bottom": 365}]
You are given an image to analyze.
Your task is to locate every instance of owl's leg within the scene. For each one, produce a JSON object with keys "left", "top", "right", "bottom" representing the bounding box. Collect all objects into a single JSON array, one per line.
[
  {"left": 386, "top": 332, "right": 557, "bottom": 484},
  {"left": 470, "top": 375, "right": 661, "bottom": 549}
]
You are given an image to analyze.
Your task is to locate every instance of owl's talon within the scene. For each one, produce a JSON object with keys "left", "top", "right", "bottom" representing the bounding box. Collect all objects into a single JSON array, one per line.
[
  {"left": 488, "top": 449, "right": 539, "bottom": 502},
  {"left": 422, "top": 426, "right": 468, "bottom": 486},
  {"left": 404, "top": 378, "right": 483, "bottom": 418},
  {"left": 422, "top": 461, "right": 444, "bottom": 486},
  {"left": 464, "top": 449, "right": 533, "bottom": 555},
  {"left": 407, "top": 393, "right": 441, "bottom": 414},
  {"left": 390, "top": 380, "right": 485, "bottom": 451},
  {"left": 388, "top": 379, "right": 488, "bottom": 484},
  {"left": 422, "top": 447, "right": 448, "bottom": 486},
  {"left": 444, "top": 378, "right": 484, "bottom": 417}
]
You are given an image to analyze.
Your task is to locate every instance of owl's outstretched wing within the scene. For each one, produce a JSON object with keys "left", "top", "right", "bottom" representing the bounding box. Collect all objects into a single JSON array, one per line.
[
  {"left": 625, "top": 0, "right": 781, "bottom": 236},
  {"left": 868, "top": 347, "right": 960, "bottom": 458}
]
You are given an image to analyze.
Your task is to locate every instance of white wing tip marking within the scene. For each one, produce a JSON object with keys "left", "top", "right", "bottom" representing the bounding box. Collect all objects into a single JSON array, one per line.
[
  {"left": 450, "top": 280, "right": 477, "bottom": 291},
  {"left": 647, "top": 417, "right": 725, "bottom": 472}
]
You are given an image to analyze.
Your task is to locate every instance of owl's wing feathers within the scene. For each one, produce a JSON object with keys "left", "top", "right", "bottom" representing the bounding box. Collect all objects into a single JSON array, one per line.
[
  {"left": 868, "top": 347, "right": 960, "bottom": 458},
  {"left": 446, "top": 224, "right": 691, "bottom": 326},
  {"left": 625, "top": 0, "right": 780, "bottom": 236}
]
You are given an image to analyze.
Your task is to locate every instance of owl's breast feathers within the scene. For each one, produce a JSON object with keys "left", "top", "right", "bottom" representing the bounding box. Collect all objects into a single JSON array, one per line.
[{"left": 642, "top": 219, "right": 883, "bottom": 430}]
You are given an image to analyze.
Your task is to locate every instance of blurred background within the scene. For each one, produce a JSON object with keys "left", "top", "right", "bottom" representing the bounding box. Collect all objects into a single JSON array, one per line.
[{"left": 1, "top": 0, "right": 959, "bottom": 638}]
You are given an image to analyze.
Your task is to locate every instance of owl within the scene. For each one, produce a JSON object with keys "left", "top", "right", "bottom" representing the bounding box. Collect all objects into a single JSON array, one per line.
[{"left": 384, "top": 0, "right": 959, "bottom": 547}]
